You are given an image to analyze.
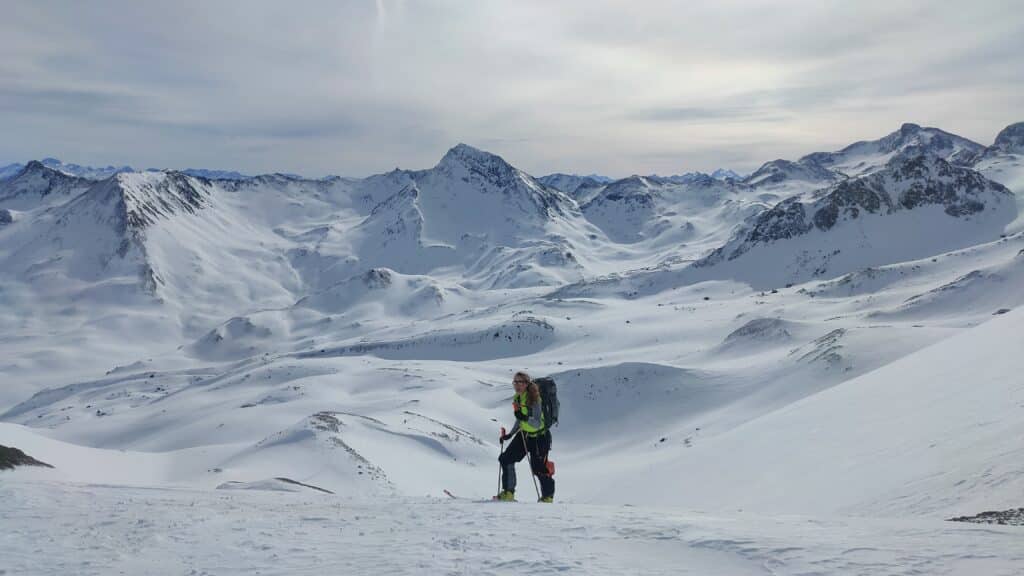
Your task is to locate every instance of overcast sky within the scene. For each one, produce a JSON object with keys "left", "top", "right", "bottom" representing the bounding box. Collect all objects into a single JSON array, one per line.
[{"left": 1, "top": 1, "right": 1021, "bottom": 178}]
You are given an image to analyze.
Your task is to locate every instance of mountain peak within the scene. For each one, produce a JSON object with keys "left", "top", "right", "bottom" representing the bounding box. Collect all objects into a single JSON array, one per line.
[
  {"left": 437, "top": 143, "right": 510, "bottom": 171},
  {"left": 537, "top": 173, "right": 606, "bottom": 196},
  {"left": 0, "top": 160, "right": 94, "bottom": 210},
  {"left": 33, "top": 158, "right": 134, "bottom": 180},
  {"left": 711, "top": 168, "right": 742, "bottom": 181},
  {"left": 878, "top": 123, "right": 982, "bottom": 156},
  {"left": 433, "top": 143, "right": 537, "bottom": 194},
  {"left": 899, "top": 122, "right": 923, "bottom": 134},
  {"left": 12, "top": 159, "right": 80, "bottom": 183},
  {"left": 84, "top": 171, "right": 211, "bottom": 232},
  {"left": 794, "top": 123, "right": 986, "bottom": 178},
  {"left": 745, "top": 158, "right": 841, "bottom": 188},
  {"left": 990, "top": 121, "right": 1024, "bottom": 154},
  {"left": 23, "top": 160, "right": 48, "bottom": 172}
]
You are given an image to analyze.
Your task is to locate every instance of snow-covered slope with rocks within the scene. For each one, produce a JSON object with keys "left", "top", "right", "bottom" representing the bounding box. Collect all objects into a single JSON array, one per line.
[
  {"left": 801, "top": 123, "right": 987, "bottom": 177},
  {"left": 537, "top": 172, "right": 607, "bottom": 198},
  {"left": 0, "top": 161, "right": 95, "bottom": 211},
  {"left": 3, "top": 121, "right": 1024, "bottom": 574},
  {"left": 742, "top": 158, "right": 844, "bottom": 205},
  {"left": 975, "top": 121, "right": 1024, "bottom": 234},
  {"left": 697, "top": 154, "right": 1015, "bottom": 288}
]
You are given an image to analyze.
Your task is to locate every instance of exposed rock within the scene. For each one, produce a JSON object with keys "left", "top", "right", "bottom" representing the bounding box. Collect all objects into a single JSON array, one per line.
[
  {"left": 722, "top": 318, "right": 793, "bottom": 347},
  {"left": 949, "top": 508, "right": 1024, "bottom": 526},
  {"left": 0, "top": 445, "right": 54, "bottom": 471}
]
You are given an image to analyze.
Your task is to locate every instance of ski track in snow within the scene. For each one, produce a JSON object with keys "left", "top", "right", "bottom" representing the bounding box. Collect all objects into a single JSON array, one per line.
[{"left": 3, "top": 479, "right": 1022, "bottom": 576}]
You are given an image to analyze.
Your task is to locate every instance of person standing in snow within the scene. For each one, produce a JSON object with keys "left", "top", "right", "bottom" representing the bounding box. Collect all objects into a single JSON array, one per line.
[{"left": 495, "top": 371, "right": 555, "bottom": 502}]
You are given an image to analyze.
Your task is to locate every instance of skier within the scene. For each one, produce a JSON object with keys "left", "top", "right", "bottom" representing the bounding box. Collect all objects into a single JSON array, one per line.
[{"left": 495, "top": 371, "right": 555, "bottom": 502}]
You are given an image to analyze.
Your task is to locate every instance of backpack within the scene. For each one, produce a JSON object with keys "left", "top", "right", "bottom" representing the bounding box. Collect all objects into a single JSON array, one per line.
[{"left": 535, "top": 377, "right": 559, "bottom": 428}]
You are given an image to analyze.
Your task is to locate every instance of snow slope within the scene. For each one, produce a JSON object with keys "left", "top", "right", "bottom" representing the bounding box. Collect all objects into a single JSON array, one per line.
[
  {"left": 595, "top": 306, "right": 1024, "bottom": 518},
  {"left": 2, "top": 121, "right": 1024, "bottom": 573},
  {"left": 3, "top": 478, "right": 1022, "bottom": 575}
]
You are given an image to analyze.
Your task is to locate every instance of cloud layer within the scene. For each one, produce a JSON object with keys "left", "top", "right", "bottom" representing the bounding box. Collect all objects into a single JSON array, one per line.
[{"left": 1, "top": 1, "right": 1021, "bottom": 177}]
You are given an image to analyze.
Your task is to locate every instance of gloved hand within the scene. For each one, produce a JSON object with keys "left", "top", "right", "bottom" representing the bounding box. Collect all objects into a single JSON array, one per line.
[
  {"left": 499, "top": 427, "right": 509, "bottom": 442},
  {"left": 513, "top": 401, "right": 528, "bottom": 421}
]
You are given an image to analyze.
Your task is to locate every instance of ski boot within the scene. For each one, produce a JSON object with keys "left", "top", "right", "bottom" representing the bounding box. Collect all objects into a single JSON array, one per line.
[{"left": 494, "top": 490, "right": 516, "bottom": 502}]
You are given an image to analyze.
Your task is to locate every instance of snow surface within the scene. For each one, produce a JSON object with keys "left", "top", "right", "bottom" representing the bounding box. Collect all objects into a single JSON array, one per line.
[
  {"left": 3, "top": 123, "right": 1024, "bottom": 573},
  {"left": 3, "top": 478, "right": 1022, "bottom": 575}
]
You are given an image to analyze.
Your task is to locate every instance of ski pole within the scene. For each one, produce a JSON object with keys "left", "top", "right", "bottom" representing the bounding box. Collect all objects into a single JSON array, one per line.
[
  {"left": 521, "top": 431, "right": 541, "bottom": 500},
  {"left": 498, "top": 427, "right": 505, "bottom": 495}
]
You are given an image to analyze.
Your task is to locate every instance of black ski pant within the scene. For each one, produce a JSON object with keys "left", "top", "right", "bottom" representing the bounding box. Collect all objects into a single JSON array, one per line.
[{"left": 499, "top": 430, "right": 554, "bottom": 498}]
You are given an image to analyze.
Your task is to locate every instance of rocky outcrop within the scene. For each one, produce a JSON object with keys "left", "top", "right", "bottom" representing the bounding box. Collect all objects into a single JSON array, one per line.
[{"left": 0, "top": 445, "right": 54, "bottom": 471}]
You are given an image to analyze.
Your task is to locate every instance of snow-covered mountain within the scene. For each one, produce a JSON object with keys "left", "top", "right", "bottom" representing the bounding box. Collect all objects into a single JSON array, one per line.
[
  {"left": 0, "top": 162, "right": 24, "bottom": 180},
  {"left": 580, "top": 175, "right": 666, "bottom": 243},
  {"left": 974, "top": 121, "right": 1024, "bottom": 234},
  {"left": 697, "top": 153, "right": 1015, "bottom": 288},
  {"left": 800, "top": 123, "right": 987, "bottom": 177},
  {"left": 3, "top": 121, "right": 1024, "bottom": 574},
  {"left": 2, "top": 170, "right": 222, "bottom": 289},
  {"left": 178, "top": 168, "right": 251, "bottom": 180},
  {"left": 537, "top": 172, "right": 607, "bottom": 198},
  {"left": 0, "top": 158, "right": 258, "bottom": 183},
  {"left": 742, "top": 158, "right": 845, "bottom": 204},
  {"left": 711, "top": 168, "right": 742, "bottom": 180},
  {"left": 983, "top": 121, "right": 1024, "bottom": 156},
  {"left": 305, "top": 144, "right": 597, "bottom": 289},
  {"left": 0, "top": 161, "right": 95, "bottom": 211},
  {"left": 40, "top": 157, "right": 135, "bottom": 179},
  {"left": 742, "top": 123, "right": 991, "bottom": 205},
  {"left": 0, "top": 157, "right": 135, "bottom": 181},
  {"left": 578, "top": 174, "right": 759, "bottom": 250}
]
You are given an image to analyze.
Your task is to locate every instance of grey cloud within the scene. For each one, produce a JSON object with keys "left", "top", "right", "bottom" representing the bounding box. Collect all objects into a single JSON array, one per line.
[
  {"left": 0, "top": 1, "right": 1021, "bottom": 177},
  {"left": 630, "top": 106, "right": 789, "bottom": 124},
  {"left": 0, "top": 85, "right": 146, "bottom": 118}
]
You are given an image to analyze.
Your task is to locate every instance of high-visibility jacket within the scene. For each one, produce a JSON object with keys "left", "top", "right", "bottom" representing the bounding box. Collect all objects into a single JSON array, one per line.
[{"left": 513, "top": 391, "right": 545, "bottom": 435}]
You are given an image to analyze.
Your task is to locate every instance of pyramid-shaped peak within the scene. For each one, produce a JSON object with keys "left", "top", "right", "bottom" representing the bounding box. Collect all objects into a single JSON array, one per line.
[
  {"left": 438, "top": 143, "right": 510, "bottom": 169},
  {"left": 432, "top": 143, "right": 534, "bottom": 192}
]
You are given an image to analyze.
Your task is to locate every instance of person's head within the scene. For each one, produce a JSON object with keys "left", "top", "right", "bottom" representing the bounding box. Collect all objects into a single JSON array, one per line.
[{"left": 513, "top": 371, "right": 540, "bottom": 404}]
